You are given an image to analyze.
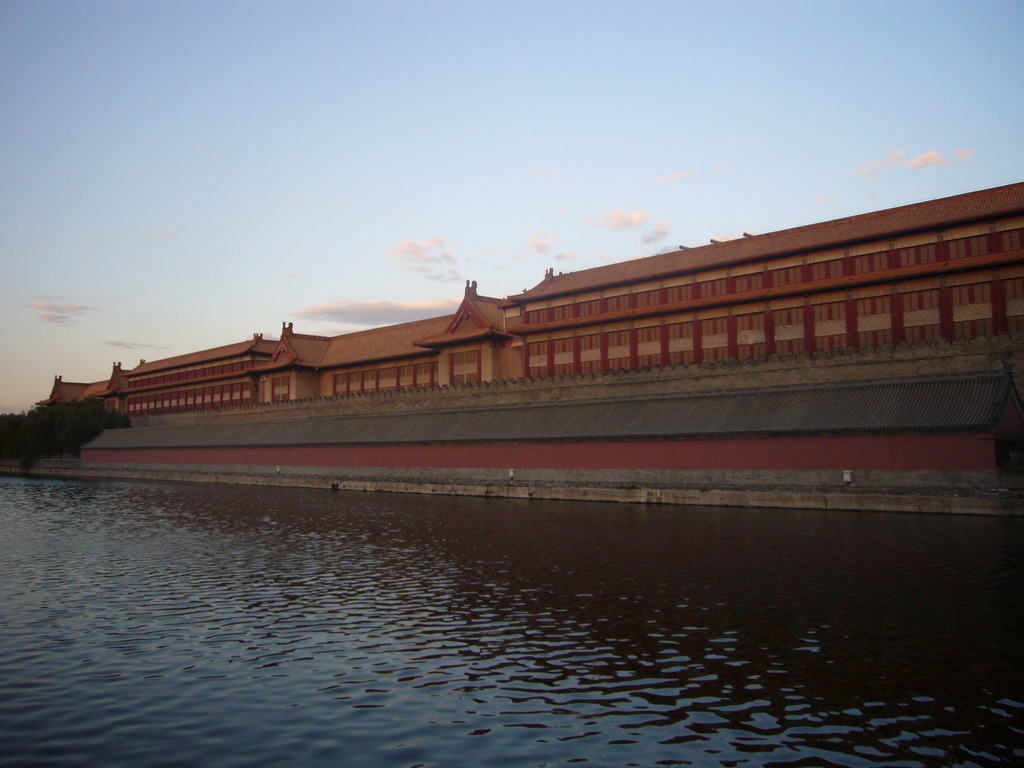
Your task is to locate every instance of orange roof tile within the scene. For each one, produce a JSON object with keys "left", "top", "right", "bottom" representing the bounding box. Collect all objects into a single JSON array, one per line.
[
  {"left": 317, "top": 315, "right": 450, "bottom": 368},
  {"left": 504, "top": 181, "right": 1024, "bottom": 305},
  {"left": 126, "top": 336, "right": 277, "bottom": 377}
]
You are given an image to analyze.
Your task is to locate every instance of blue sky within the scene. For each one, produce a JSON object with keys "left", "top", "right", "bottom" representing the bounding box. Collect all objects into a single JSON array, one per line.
[{"left": 3, "top": 0, "right": 1022, "bottom": 413}]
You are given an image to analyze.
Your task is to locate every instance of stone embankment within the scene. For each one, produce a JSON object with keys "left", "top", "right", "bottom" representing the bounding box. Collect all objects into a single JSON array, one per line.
[{"left": 4, "top": 460, "right": 1021, "bottom": 517}]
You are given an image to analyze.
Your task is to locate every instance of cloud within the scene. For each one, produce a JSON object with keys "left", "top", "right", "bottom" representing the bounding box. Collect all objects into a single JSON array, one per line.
[
  {"left": 390, "top": 236, "right": 456, "bottom": 264},
  {"left": 294, "top": 297, "right": 462, "bottom": 326},
  {"left": 527, "top": 232, "right": 558, "bottom": 254},
  {"left": 586, "top": 208, "right": 651, "bottom": 230},
  {"left": 655, "top": 171, "right": 693, "bottom": 183},
  {"left": 554, "top": 251, "right": 581, "bottom": 261},
  {"left": 27, "top": 300, "right": 95, "bottom": 325},
  {"left": 104, "top": 340, "right": 169, "bottom": 351},
  {"left": 530, "top": 166, "right": 561, "bottom": 179},
  {"left": 390, "top": 236, "right": 461, "bottom": 281},
  {"left": 854, "top": 148, "right": 974, "bottom": 180},
  {"left": 888, "top": 149, "right": 948, "bottom": 168},
  {"left": 642, "top": 219, "right": 671, "bottom": 244},
  {"left": 852, "top": 159, "right": 884, "bottom": 181}
]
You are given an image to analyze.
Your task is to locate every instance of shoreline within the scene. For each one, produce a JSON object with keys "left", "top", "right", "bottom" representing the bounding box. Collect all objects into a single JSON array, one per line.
[{"left": 5, "top": 463, "right": 1021, "bottom": 516}]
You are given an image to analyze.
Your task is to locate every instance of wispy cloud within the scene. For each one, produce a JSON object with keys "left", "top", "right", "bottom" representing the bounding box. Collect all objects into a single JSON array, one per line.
[
  {"left": 530, "top": 165, "right": 561, "bottom": 179},
  {"left": 27, "top": 300, "right": 95, "bottom": 325},
  {"left": 655, "top": 171, "right": 693, "bottom": 183},
  {"left": 854, "top": 147, "right": 974, "bottom": 181},
  {"left": 642, "top": 219, "right": 671, "bottom": 244},
  {"left": 554, "top": 251, "right": 581, "bottom": 261},
  {"left": 294, "top": 298, "right": 462, "bottom": 327},
  {"left": 888, "top": 149, "right": 949, "bottom": 168},
  {"left": 585, "top": 208, "right": 651, "bottom": 230},
  {"left": 527, "top": 232, "right": 558, "bottom": 254},
  {"left": 104, "top": 340, "right": 169, "bottom": 351},
  {"left": 390, "top": 236, "right": 461, "bottom": 281}
]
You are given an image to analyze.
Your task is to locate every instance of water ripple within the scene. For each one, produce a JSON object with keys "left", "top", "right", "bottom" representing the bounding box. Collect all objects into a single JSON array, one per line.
[{"left": 1, "top": 476, "right": 1022, "bottom": 767}]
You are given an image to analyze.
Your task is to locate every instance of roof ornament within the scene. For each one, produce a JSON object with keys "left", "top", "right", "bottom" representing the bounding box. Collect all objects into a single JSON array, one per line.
[
  {"left": 465, "top": 279, "right": 478, "bottom": 298},
  {"left": 282, "top": 322, "right": 294, "bottom": 335},
  {"left": 544, "top": 267, "right": 554, "bottom": 281}
]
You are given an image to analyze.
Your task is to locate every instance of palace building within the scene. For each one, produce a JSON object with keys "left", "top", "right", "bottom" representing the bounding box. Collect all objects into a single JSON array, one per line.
[
  {"left": 47, "top": 181, "right": 1024, "bottom": 417},
  {"left": 45, "top": 183, "right": 1024, "bottom": 511}
]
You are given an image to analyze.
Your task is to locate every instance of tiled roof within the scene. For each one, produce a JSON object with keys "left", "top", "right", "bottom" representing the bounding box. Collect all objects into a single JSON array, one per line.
[
  {"left": 86, "top": 370, "right": 1020, "bottom": 450},
  {"left": 285, "top": 334, "right": 330, "bottom": 365},
  {"left": 415, "top": 293, "right": 511, "bottom": 348},
  {"left": 505, "top": 181, "right": 1024, "bottom": 304},
  {"left": 127, "top": 337, "right": 277, "bottom": 376},
  {"left": 37, "top": 376, "right": 112, "bottom": 405},
  {"left": 317, "top": 316, "right": 450, "bottom": 368}
]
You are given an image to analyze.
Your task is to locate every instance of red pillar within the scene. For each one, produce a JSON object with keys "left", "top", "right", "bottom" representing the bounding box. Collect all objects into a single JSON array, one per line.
[
  {"left": 845, "top": 299, "right": 859, "bottom": 349},
  {"left": 939, "top": 286, "right": 955, "bottom": 340},
  {"left": 992, "top": 278, "right": 1009, "bottom": 335},
  {"left": 803, "top": 305, "right": 816, "bottom": 353}
]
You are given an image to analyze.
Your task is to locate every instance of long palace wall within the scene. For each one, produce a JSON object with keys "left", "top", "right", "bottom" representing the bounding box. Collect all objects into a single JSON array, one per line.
[{"left": 126, "top": 333, "right": 1024, "bottom": 429}]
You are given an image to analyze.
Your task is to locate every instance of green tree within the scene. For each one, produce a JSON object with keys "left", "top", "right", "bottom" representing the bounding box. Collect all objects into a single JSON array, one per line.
[{"left": 0, "top": 400, "right": 130, "bottom": 468}]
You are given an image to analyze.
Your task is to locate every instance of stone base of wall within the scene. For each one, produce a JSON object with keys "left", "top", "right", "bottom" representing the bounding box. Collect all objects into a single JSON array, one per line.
[{"left": 13, "top": 461, "right": 1018, "bottom": 516}]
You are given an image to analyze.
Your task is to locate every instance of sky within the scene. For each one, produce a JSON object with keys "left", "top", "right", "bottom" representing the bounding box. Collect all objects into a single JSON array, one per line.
[{"left": 2, "top": 0, "right": 1023, "bottom": 413}]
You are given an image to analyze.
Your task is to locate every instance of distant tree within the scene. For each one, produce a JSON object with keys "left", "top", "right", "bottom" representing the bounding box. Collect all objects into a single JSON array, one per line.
[{"left": 0, "top": 400, "right": 129, "bottom": 468}]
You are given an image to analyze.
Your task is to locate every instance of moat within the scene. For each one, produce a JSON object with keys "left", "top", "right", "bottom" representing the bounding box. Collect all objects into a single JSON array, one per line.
[{"left": 1, "top": 477, "right": 1021, "bottom": 767}]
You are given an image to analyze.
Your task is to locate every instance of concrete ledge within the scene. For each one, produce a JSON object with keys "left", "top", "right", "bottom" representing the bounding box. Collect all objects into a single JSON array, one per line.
[{"left": 6, "top": 464, "right": 1020, "bottom": 516}]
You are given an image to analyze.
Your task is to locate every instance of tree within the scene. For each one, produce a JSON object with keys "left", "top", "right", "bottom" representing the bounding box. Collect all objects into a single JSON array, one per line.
[{"left": 0, "top": 400, "right": 130, "bottom": 468}]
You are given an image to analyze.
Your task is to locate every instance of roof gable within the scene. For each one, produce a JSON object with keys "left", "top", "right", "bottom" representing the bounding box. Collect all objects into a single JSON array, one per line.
[{"left": 415, "top": 281, "right": 511, "bottom": 349}]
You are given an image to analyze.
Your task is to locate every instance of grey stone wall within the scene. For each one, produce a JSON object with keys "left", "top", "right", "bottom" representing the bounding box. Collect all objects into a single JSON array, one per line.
[{"left": 131, "top": 334, "right": 1024, "bottom": 429}]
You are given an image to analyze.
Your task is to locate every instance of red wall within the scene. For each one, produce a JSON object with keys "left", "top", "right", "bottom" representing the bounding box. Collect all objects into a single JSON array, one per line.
[{"left": 82, "top": 433, "right": 997, "bottom": 472}]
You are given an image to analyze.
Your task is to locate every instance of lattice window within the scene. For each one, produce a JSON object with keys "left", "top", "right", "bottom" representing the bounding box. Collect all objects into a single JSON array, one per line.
[
  {"left": 897, "top": 243, "right": 937, "bottom": 267},
  {"left": 700, "top": 317, "right": 728, "bottom": 358},
  {"left": 856, "top": 295, "right": 892, "bottom": 347},
  {"left": 666, "top": 322, "right": 694, "bottom": 364},
  {"left": 635, "top": 289, "right": 661, "bottom": 308},
  {"left": 853, "top": 252, "right": 888, "bottom": 274},
  {"left": 733, "top": 273, "right": 764, "bottom": 293},
  {"left": 545, "top": 304, "right": 568, "bottom": 322},
  {"left": 451, "top": 349, "right": 480, "bottom": 385},
  {"left": 698, "top": 279, "right": 728, "bottom": 299},
  {"left": 605, "top": 295, "right": 630, "bottom": 313},
  {"left": 637, "top": 326, "right": 661, "bottom": 368},
  {"left": 810, "top": 260, "right": 843, "bottom": 281},
  {"left": 769, "top": 265, "right": 804, "bottom": 287},
  {"left": 736, "top": 313, "right": 765, "bottom": 359},
  {"left": 271, "top": 375, "right": 289, "bottom": 402},
  {"left": 665, "top": 284, "right": 693, "bottom": 303},
  {"left": 952, "top": 283, "right": 994, "bottom": 340}
]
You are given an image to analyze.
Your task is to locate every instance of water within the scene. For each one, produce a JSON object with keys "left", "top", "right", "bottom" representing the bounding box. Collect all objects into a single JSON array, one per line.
[{"left": 0, "top": 477, "right": 1021, "bottom": 768}]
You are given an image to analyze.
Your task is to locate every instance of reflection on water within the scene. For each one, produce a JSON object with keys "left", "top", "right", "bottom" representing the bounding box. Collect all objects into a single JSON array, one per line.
[{"left": 0, "top": 477, "right": 1021, "bottom": 767}]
